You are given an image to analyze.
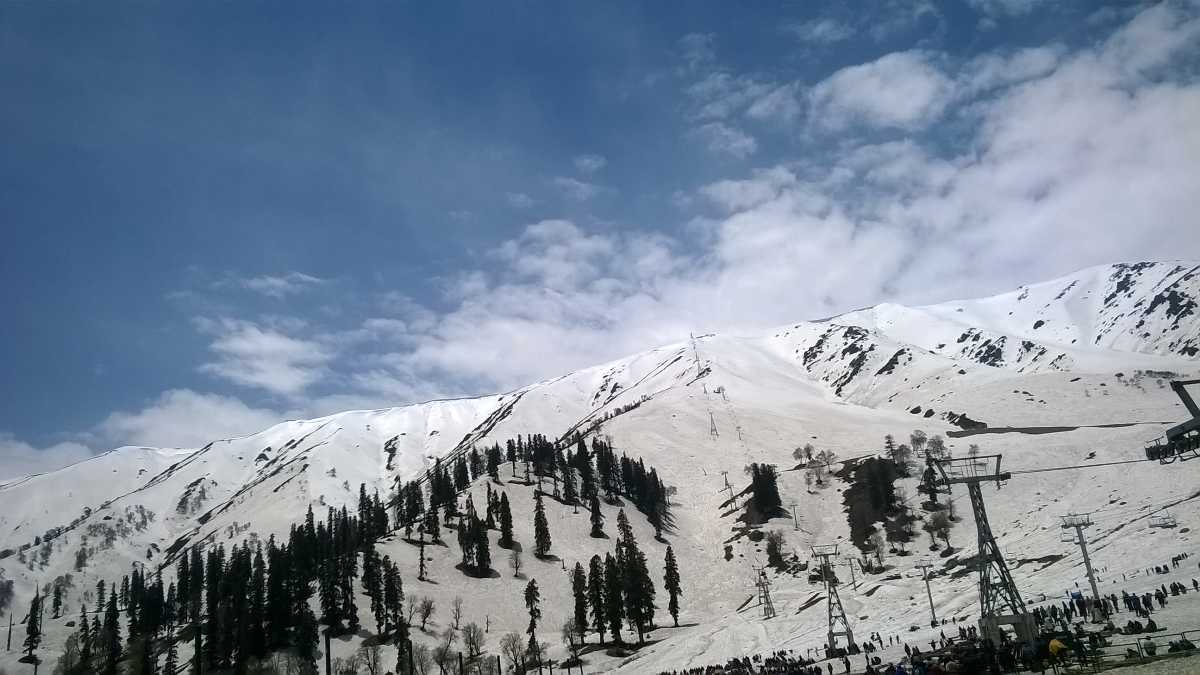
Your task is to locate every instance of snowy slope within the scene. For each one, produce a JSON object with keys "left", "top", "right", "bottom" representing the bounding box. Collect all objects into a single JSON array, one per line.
[{"left": 2, "top": 261, "right": 1199, "bottom": 673}]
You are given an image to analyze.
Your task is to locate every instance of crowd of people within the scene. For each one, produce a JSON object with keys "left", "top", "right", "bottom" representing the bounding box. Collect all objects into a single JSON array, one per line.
[{"left": 655, "top": 555, "right": 1200, "bottom": 674}]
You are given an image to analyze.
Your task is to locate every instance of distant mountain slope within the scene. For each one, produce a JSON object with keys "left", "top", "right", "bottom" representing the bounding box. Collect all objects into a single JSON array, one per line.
[
  {"left": 839, "top": 261, "right": 1200, "bottom": 361},
  {"left": 1, "top": 261, "right": 1197, "bottom": 672}
]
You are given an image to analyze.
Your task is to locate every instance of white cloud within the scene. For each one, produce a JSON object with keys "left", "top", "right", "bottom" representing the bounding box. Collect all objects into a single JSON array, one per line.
[
  {"left": 235, "top": 272, "right": 326, "bottom": 298},
  {"left": 196, "top": 318, "right": 332, "bottom": 396},
  {"left": 784, "top": 18, "right": 855, "bottom": 44},
  {"left": 809, "top": 51, "right": 953, "bottom": 131},
  {"left": 95, "top": 389, "right": 283, "bottom": 448},
  {"left": 355, "top": 2, "right": 1200, "bottom": 395},
  {"left": 686, "top": 72, "right": 774, "bottom": 120},
  {"left": 573, "top": 154, "right": 607, "bottom": 173},
  {"left": 505, "top": 192, "right": 535, "bottom": 208},
  {"left": 677, "top": 33, "right": 716, "bottom": 70},
  {"left": 691, "top": 122, "right": 758, "bottom": 158},
  {"left": 967, "top": 0, "right": 1045, "bottom": 19},
  {"left": 0, "top": 435, "right": 94, "bottom": 482},
  {"left": 552, "top": 176, "right": 604, "bottom": 201},
  {"left": 745, "top": 82, "right": 804, "bottom": 123}
]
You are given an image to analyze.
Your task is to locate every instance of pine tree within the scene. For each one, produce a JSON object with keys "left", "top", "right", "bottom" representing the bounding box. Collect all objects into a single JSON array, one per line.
[
  {"left": 23, "top": 589, "right": 42, "bottom": 661},
  {"left": 603, "top": 553, "right": 624, "bottom": 643},
  {"left": 249, "top": 544, "right": 267, "bottom": 660},
  {"left": 589, "top": 494, "right": 605, "bottom": 538},
  {"left": 664, "top": 546, "right": 682, "bottom": 628},
  {"left": 366, "top": 548, "right": 387, "bottom": 634},
  {"left": 425, "top": 506, "right": 441, "bottom": 543},
  {"left": 563, "top": 468, "right": 579, "bottom": 511},
  {"left": 524, "top": 579, "right": 541, "bottom": 638},
  {"left": 571, "top": 563, "right": 589, "bottom": 643},
  {"left": 383, "top": 556, "right": 404, "bottom": 633},
  {"left": 163, "top": 627, "right": 179, "bottom": 675},
  {"left": 418, "top": 540, "right": 428, "bottom": 581},
  {"left": 587, "top": 555, "right": 607, "bottom": 644},
  {"left": 498, "top": 493, "right": 514, "bottom": 549},
  {"left": 533, "top": 491, "right": 552, "bottom": 557},
  {"left": 103, "top": 593, "right": 121, "bottom": 675},
  {"left": 51, "top": 583, "right": 62, "bottom": 618},
  {"left": 79, "top": 604, "right": 92, "bottom": 671},
  {"left": 616, "top": 510, "right": 656, "bottom": 643}
]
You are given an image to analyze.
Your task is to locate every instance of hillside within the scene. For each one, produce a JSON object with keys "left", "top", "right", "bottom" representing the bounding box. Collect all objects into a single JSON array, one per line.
[{"left": 2, "top": 260, "right": 1199, "bottom": 673}]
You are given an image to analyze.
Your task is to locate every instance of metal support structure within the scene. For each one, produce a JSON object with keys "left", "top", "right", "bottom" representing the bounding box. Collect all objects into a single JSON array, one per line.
[
  {"left": 1061, "top": 513, "right": 1103, "bottom": 622},
  {"left": 1146, "top": 379, "right": 1200, "bottom": 463},
  {"left": 934, "top": 454, "right": 1036, "bottom": 645},
  {"left": 753, "top": 566, "right": 776, "bottom": 619},
  {"left": 916, "top": 563, "right": 938, "bottom": 625},
  {"left": 844, "top": 557, "right": 858, "bottom": 590},
  {"left": 812, "top": 544, "right": 854, "bottom": 652},
  {"left": 789, "top": 502, "right": 800, "bottom": 531},
  {"left": 709, "top": 412, "right": 719, "bottom": 438}
]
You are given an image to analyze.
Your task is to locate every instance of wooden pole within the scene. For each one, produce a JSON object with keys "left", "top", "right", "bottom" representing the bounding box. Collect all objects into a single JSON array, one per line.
[{"left": 324, "top": 630, "right": 331, "bottom": 675}]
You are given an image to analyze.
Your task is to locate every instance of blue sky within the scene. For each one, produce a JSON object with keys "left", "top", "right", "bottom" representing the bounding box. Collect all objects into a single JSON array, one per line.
[{"left": 2, "top": 0, "right": 1199, "bottom": 477}]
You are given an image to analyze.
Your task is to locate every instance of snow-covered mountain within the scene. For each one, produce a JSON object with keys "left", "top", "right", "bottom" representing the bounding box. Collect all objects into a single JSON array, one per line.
[{"left": 3, "top": 260, "right": 1199, "bottom": 672}]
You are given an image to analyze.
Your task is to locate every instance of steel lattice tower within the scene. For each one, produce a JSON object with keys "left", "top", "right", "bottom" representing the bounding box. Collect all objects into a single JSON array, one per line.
[
  {"left": 934, "top": 454, "right": 1036, "bottom": 644},
  {"left": 812, "top": 544, "right": 854, "bottom": 651}
]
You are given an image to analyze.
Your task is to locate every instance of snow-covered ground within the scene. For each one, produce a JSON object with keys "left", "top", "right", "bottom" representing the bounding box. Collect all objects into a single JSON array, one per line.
[{"left": 2, "top": 260, "right": 1199, "bottom": 673}]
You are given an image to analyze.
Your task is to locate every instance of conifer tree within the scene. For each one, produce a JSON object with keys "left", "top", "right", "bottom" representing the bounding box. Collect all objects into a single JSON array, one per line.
[
  {"left": 79, "top": 604, "right": 92, "bottom": 671},
  {"left": 498, "top": 493, "right": 514, "bottom": 548},
  {"left": 616, "top": 510, "right": 656, "bottom": 643},
  {"left": 51, "top": 583, "right": 62, "bottom": 619},
  {"left": 383, "top": 556, "right": 403, "bottom": 633},
  {"left": 23, "top": 589, "right": 42, "bottom": 662},
  {"left": 533, "top": 491, "right": 552, "bottom": 557},
  {"left": 590, "top": 494, "right": 605, "bottom": 538},
  {"left": 249, "top": 544, "right": 267, "bottom": 660},
  {"left": 425, "top": 506, "right": 441, "bottom": 543},
  {"left": 563, "top": 468, "right": 579, "bottom": 512},
  {"left": 103, "top": 593, "right": 121, "bottom": 675},
  {"left": 603, "top": 553, "right": 623, "bottom": 643},
  {"left": 418, "top": 540, "right": 428, "bottom": 581},
  {"left": 188, "top": 546, "right": 204, "bottom": 624},
  {"left": 524, "top": 579, "right": 541, "bottom": 655},
  {"left": 587, "top": 555, "right": 606, "bottom": 643},
  {"left": 571, "top": 563, "right": 589, "bottom": 644},
  {"left": 163, "top": 627, "right": 178, "bottom": 675},
  {"left": 664, "top": 546, "right": 682, "bottom": 628},
  {"left": 487, "top": 444, "right": 501, "bottom": 480}
]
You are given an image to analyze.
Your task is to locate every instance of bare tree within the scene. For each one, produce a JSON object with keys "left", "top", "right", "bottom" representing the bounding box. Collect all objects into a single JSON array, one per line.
[
  {"left": 927, "top": 511, "right": 953, "bottom": 549},
  {"left": 433, "top": 627, "right": 458, "bottom": 673},
  {"left": 406, "top": 595, "right": 419, "bottom": 624},
  {"left": 509, "top": 548, "right": 523, "bottom": 578},
  {"left": 927, "top": 435, "right": 947, "bottom": 459},
  {"left": 357, "top": 643, "right": 384, "bottom": 675},
  {"left": 411, "top": 643, "right": 433, "bottom": 675},
  {"left": 561, "top": 619, "right": 582, "bottom": 664},
  {"left": 418, "top": 596, "right": 436, "bottom": 631},
  {"left": 910, "top": 430, "right": 927, "bottom": 456},
  {"left": 333, "top": 654, "right": 360, "bottom": 675},
  {"left": 500, "top": 632, "right": 525, "bottom": 672},
  {"left": 868, "top": 531, "right": 886, "bottom": 567},
  {"left": 451, "top": 596, "right": 464, "bottom": 630},
  {"left": 462, "top": 622, "right": 486, "bottom": 664},
  {"left": 807, "top": 449, "right": 838, "bottom": 487}
]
